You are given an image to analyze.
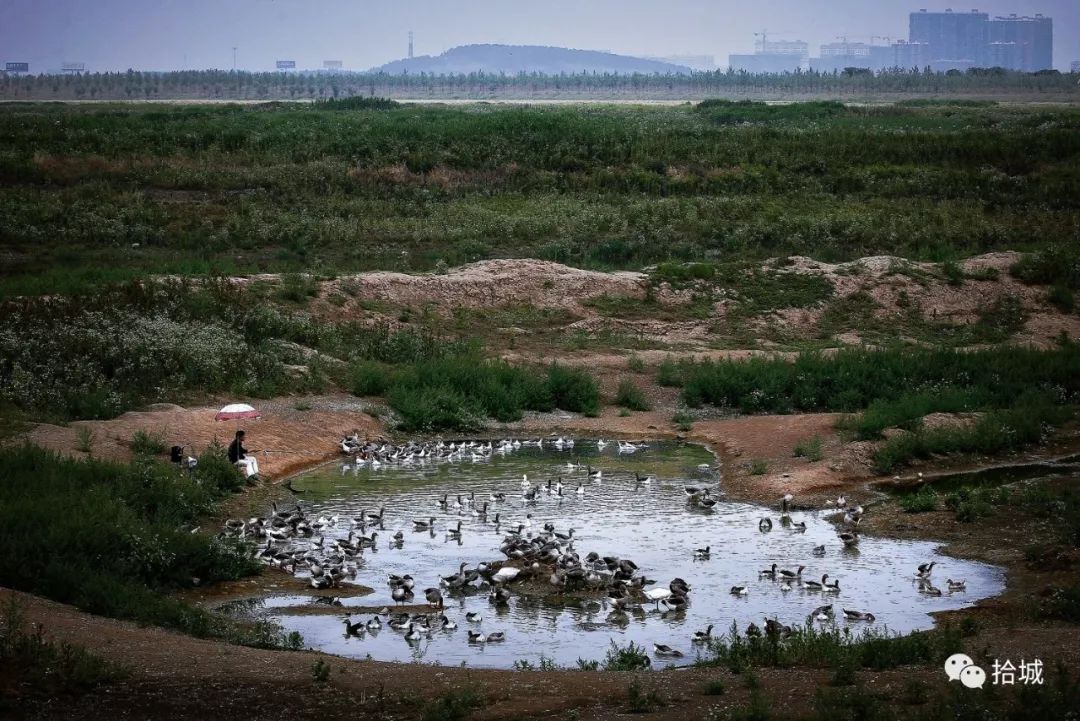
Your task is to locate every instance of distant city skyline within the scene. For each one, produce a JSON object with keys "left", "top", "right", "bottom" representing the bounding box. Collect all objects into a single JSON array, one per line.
[{"left": 2, "top": 1, "right": 1077, "bottom": 73}]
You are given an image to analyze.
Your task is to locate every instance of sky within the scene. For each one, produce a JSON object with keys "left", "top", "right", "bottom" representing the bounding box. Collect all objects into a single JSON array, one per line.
[{"left": 2, "top": 0, "right": 1077, "bottom": 72}]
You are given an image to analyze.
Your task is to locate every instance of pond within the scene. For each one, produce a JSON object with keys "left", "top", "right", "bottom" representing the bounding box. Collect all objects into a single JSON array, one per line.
[{"left": 223, "top": 440, "right": 1004, "bottom": 669}]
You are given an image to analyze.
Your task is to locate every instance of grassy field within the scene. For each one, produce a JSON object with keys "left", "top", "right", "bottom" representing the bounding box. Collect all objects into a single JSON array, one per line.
[{"left": 1, "top": 100, "right": 1078, "bottom": 298}]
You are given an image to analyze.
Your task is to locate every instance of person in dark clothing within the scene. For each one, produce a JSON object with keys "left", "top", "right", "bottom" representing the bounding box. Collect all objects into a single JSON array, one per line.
[{"left": 228, "top": 430, "right": 260, "bottom": 477}]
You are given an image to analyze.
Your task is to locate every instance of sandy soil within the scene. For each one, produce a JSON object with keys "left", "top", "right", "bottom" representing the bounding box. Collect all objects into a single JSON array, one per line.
[{"left": 20, "top": 395, "right": 382, "bottom": 481}]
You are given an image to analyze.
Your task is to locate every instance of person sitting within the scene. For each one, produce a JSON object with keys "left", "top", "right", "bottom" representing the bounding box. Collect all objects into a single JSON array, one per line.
[{"left": 227, "top": 430, "right": 260, "bottom": 479}]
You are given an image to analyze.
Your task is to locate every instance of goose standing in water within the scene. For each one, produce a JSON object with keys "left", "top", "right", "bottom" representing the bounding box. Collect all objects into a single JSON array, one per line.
[
  {"left": 802, "top": 574, "right": 826, "bottom": 591},
  {"left": 343, "top": 616, "right": 364, "bottom": 637},
  {"left": 843, "top": 609, "right": 876, "bottom": 622},
  {"left": 779, "top": 565, "right": 805, "bottom": 580},
  {"left": 653, "top": 643, "right": 682, "bottom": 657}
]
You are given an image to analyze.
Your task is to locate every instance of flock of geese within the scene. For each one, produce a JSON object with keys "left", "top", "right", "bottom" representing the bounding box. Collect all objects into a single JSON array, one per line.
[
  {"left": 222, "top": 437, "right": 968, "bottom": 661},
  {"left": 338, "top": 435, "right": 646, "bottom": 473}
]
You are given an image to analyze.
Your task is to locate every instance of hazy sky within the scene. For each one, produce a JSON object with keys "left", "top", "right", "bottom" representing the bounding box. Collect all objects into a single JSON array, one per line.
[{"left": 2, "top": 0, "right": 1077, "bottom": 72}]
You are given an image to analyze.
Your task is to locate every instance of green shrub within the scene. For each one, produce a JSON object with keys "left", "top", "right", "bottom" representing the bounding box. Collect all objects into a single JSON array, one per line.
[
  {"left": 547, "top": 364, "right": 600, "bottom": 416},
  {"left": 900, "top": 486, "right": 938, "bottom": 513},
  {"left": 615, "top": 379, "right": 651, "bottom": 411},
  {"left": 672, "top": 411, "right": 694, "bottom": 432},
  {"left": 311, "top": 659, "right": 331, "bottom": 683},
  {"left": 794, "top": 436, "right": 824, "bottom": 462},
  {"left": 420, "top": 686, "right": 485, "bottom": 721},
  {"left": 1048, "top": 285, "right": 1075, "bottom": 313},
  {"left": 0, "top": 445, "right": 280, "bottom": 646},
  {"left": 627, "top": 355, "right": 646, "bottom": 373},
  {"left": 602, "top": 640, "right": 651, "bottom": 671},
  {"left": 130, "top": 429, "right": 167, "bottom": 456},
  {"left": 750, "top": 459, "right": 769, "bottom": 475}
]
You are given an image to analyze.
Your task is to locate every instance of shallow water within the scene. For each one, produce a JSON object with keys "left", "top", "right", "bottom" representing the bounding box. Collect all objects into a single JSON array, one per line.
[{"left": 234, "top": 441, "right": 1004, "bottom": 669}]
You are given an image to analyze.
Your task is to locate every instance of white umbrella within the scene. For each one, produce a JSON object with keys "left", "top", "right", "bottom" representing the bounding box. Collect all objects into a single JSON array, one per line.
[{"left": 215, "top": 403, "right": 260, "bottom": 421}]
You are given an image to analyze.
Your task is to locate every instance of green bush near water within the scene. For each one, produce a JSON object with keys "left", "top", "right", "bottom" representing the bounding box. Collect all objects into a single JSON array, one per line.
[
  {"left": 350, "top": 356, "right": 600, "bottom": 432},
  {"left": 675, "top": 344, "right": 1080, "bottom": 415},
  {"left": 0, "top": 444, "right": 296, "bottom": 648}
]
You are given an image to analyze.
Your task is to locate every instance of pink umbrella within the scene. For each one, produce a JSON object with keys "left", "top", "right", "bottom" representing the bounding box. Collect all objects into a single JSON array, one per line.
[{"left": 215, "top": 403, "right": 260, "bottom": 422}]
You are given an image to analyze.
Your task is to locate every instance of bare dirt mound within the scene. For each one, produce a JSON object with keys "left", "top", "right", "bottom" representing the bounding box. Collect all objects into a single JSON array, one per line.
[{"left": 324, "top": 259, "right": 646, "bottom": 313}]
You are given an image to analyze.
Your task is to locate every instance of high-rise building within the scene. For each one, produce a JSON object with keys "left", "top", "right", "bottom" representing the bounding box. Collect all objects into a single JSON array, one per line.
[
  {"left": 988, "top": 42, "right": 1022, "bottom": 70},
  {"left": 892, "top": 40, "right": 932, "bottom": 69},
  {"left": 728, "top": 53, "right": 802, "bottom": 73},
  {"left": 988, "top": 14, "right": 1052, "bottom": 71},
  {"left": 759, "top": 40, "right": 809, "bottom": 64},
  {"left": 811, "top": 42, "right": 896, "bottom": 72},
  {"left": 909, "top": 9, "right": 989, "bottom": 67}
]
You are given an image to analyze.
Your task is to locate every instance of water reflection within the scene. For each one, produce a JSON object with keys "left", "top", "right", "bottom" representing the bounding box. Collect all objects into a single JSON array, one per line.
[{"left": 233, "top": 441, "right": 1004, "bottom": 669}]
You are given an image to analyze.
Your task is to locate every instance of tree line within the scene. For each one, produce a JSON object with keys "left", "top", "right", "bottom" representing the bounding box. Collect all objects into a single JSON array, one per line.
[{"left": 0, "top": 67, "right": 1076, "bottom": 100}]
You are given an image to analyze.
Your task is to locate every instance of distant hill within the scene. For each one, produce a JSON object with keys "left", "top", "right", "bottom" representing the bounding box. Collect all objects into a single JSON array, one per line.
[{"left": 370, "top": 44, "right": 692, "bottom": 75}]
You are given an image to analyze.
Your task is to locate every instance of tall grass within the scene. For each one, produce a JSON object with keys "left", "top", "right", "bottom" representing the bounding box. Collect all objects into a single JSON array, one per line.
[
  {"left": 0, "top": 444, "right": 295, "bottom": 647},
  {"left": 872, "top": 396, "right": 1073, "bottom": 473},
  {"left": 350, "top": 357, "right": 599, "bottom": 432},
  {"left": 675, "top": 344, "right": 1080, "bottom": 414}
]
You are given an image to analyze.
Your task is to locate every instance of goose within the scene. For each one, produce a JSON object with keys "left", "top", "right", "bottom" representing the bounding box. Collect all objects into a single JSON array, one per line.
[
  {"left": 467, "top": 631, "right": 486, "bottom": 643},
  {"left": 838, "top": 532, "right": 859, "bottom": 547},
  {"left": 597, "top": 439, "right": 608, "bottom": 449},
  {"left": 781, "top": 493, "right": 794, "bottom": 514},
  {"left": 836, "top": 495, "right": 847, "bottom": 508},
  {"left": 693, "top": 545, "right": 711, "bottom": 559},
  {"left": 653, "top": 643, "right": 682, "bottom": 657},
  {"left": 413, "top": 516, "right": 436, "bottom": 530},
  {"left": 554, "top": 528, "right": 575, "bottom": 542},
  {"left": 440, "top": 615, "right": 457, "bottom": 630},
  {"left": 424, "top": 588, "right": 444, "bottom": 608},
  {"left": 643, "top": 587, "right": 672, "bottom": 609},
  {"left": 588, "top": 467, "right": 602, "bottom": 483},
  {"left": 692, "top": 624, "right": 714, "bottom": 643},
  {"left": 812, "top": 545, "right": 826, "bottom": 557},
  {"left": 811, "top": 604, "right": 834, "bottom": 620},
  {"left": 758, "top": 563, "right": 779, "bottom": 579},
  {"left": 392, "top": 531, "right": 404, "bottom": 542},
  {"left": 843, "top": 609, "right": 876, "bottom": 622},
  {"left": 746, "top": 622, "right": 761, "bottom": 638},
  {"left": 790, "top": 521, "right": 807, "bottom": 532},
  {"left": 920, "top": 583, "right": 943, "bottom": 596},
  {"left": 366, "top": 617, "right": 382, "bottom": 632},
  {"left": 917, "top": 561, "right": 936, "bottom": 576},
  {"left": 779, "top": 565, "right": 806, "bottom": 580},
  {"left": 343, "top": 616, "right": 364, "bottom": 636},
  {"left": 684, "top": 485, "right": 708, "bottom": 498},
  {"left": 486, "top": 631, "right": 506, "bottom": 642},
  {"left": 823, "top": 577, "right": 841, "bottom": 593},
  {"left": 391, "top": 586, "right": 413, "bottom": 605},
  {"left": 489, "top": 585, "right": 511, "bottom": 605},
  {"left": 758, "top": 518, "right": 773, "bottom": 532},
  {"left": 388, "top": 614, "right": 411, "bottom": 631},
  {"left": 780, "top": 582, "right": 792, "bottom": 593},
  {"left": 404, "top": 623, "right": 424, "bottom": 643},
  {"left": 446, "top": 520, "right": 463, "bottom": 538},
  {"left": 521, "top": 474, "right": 530, "bottom": 489},
  {"left": 803, "top": 574, "right": 827, "bottom": 591},
  {"left": 465, "top": 612, "right": 483, "bottom": 623},
  {"left": 730, "top": 585, "right": 749, "bottom": 596},
  {"left": 699, "top": 495, "right": 718, "bottom": 509},
  {"left": 946, "top": 579, "right": 966, "bottom": 591},
  {"left": 576, "top": 482, "right": 585, "bottom": 495}
]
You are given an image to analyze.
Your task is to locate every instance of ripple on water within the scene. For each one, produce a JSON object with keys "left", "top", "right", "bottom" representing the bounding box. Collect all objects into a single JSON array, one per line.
[{"left": 242, "top": 441, "right": 1004, "bottom": 669}]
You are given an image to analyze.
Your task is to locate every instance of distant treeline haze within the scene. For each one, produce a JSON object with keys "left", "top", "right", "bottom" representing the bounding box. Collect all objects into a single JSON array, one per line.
[{"left": 0, "top": 67, "right": 1077, "bottom": 101}]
